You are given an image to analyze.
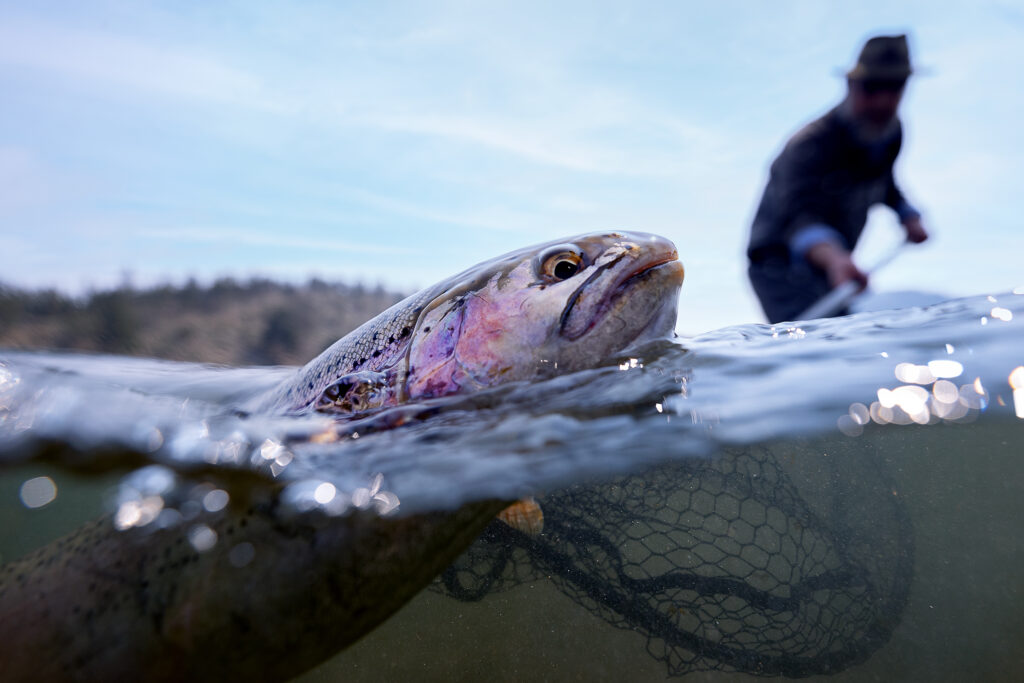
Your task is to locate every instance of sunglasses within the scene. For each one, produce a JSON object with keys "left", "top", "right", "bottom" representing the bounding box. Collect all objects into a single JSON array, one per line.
[{"left": 857, "top": 78, "right": 907, "bottom": 95}]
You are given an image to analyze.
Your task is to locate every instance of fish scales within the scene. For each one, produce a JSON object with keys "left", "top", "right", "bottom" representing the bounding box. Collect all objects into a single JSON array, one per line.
[{"left": 260, "top": 284, "right": 445, "bottom": 412}]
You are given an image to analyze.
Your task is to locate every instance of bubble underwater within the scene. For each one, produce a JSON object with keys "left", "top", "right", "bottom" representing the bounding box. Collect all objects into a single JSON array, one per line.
[{"left": 1, "top": 290, "right": 1023, "bottom": 681}]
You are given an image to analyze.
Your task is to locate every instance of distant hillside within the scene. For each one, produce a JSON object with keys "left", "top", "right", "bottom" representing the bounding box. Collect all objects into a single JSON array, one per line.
[{"left": 0, "top": 278, "right": 406, "bottom": 366}]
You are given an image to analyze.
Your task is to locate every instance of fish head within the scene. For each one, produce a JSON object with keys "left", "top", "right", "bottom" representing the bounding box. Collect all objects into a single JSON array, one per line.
[{"left": 404, "top": 231, "right": 683, "bottom": 399}]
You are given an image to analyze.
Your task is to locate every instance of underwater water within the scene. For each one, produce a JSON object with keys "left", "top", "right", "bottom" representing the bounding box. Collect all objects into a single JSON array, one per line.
[{"left": 1, "top": 290, "right": 1023, "bottom": 681}]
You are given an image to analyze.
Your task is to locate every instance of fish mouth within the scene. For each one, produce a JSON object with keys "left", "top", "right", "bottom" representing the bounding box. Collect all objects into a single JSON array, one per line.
[{"left": 560, "top": 239, "right": 684, "bottom": 341}]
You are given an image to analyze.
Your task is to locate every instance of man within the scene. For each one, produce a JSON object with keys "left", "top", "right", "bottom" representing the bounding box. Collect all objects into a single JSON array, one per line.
[{"left": 746, "top": 34, "right": 929, "bottom": 323}]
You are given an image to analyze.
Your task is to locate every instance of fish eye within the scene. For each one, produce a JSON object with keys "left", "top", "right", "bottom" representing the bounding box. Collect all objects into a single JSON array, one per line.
[
  {"left": 553, "top": 259, "right": 579, "bottom": 279},
  {"left": 537, "top": 246, "right": 585, "bottom": 282}
]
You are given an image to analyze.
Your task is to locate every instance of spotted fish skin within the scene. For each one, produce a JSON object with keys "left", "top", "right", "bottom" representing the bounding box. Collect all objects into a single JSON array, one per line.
[
  {"left": 255, "top": 284, "right": 446, "bottom": 413},
  {"left": 0, "top": 497, "right": 507, "bottom": 682}
]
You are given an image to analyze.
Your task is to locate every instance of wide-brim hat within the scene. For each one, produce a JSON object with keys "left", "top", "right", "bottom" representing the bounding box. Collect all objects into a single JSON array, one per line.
[{"left": 846, "top": 34, "right": 913, "bottom": 81}]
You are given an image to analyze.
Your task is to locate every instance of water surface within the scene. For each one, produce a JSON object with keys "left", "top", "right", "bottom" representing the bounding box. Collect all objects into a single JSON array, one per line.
[{"left": 2, "top": 291, "right": 1023, "bottom": 681}]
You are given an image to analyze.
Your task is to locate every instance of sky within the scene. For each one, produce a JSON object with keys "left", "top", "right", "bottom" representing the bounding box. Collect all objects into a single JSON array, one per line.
[{"left": 1, "top": 0, "right": 1023, "bottom": 332}]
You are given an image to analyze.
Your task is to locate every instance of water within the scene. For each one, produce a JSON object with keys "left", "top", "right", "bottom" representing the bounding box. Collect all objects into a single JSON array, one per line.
[{"left": 1, "top": 291, "right": 1023, "bottom": 681}]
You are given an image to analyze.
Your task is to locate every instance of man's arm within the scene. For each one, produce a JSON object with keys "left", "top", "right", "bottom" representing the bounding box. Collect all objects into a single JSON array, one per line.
[
  {"left": 886, "top": 171, "right": 929, "bottom": 243},
  {"left": 803, "top": 237, "right": 869, "bottom": 290}
]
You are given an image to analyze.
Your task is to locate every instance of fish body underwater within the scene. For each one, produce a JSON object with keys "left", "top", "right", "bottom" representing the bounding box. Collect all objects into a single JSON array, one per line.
[{"left": 0, "top": 231, "right": 683, "bottom": 682}]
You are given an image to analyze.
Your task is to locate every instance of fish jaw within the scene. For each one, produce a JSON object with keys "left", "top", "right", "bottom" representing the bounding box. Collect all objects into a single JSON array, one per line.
[{"left": 558, "top": 232, "right": 683, "bottom": 341}]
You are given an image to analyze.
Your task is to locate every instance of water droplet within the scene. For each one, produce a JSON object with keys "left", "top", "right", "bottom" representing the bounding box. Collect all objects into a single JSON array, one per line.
[
  {"left": 927, "top": 360, "right": 963, "bottom": 379},
  {"left": 932, "top": 380, "right": 959, "bottom": 404},
  {"left": 313, "top": 482, "right": 336, "bottom": 505},
  {"left": 114, "top": 496, "right": 164, "bottom": 530},
  {"left": 848, "top": 403, "right": 870, "bottom": 425},
  {"left": 188, "top": 524, "right": 218, "bottom": 552},
  {"left": 202, "top": 489, "right": 230, "bottom": 513},
  {"left": 894, "top": 363, "right": 934, "bottom": 384},
  {"left": 837, "top": 414, "right": 863, "bottom": 437},
  {"left": 19, "top": 476, "right": 57, "bottom": 509},
  {"left": 374, "top": 491, "right": 401, "bottom": 515},
  {"left": 229, "top": 542, "right": 256, "bottom": 568},
  {"left": 991, "top": 307, "right": 1013, "bottom": 322}
]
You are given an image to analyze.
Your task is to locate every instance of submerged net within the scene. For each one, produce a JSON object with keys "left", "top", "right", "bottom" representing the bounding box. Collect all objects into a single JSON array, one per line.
[{"left": 436, "top": 444, "right": 914, "bottom": 678}]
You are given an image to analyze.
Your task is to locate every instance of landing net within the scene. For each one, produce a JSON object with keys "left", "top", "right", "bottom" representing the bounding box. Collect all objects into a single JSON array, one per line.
[{"left": 437, "top": 444, "right": 913, "bottom": 677}]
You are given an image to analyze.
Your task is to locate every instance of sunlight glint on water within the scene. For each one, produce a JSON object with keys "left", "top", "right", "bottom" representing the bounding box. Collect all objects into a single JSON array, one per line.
[{"left": 1, "top": 291, "right": 1023, "bottom": 681}]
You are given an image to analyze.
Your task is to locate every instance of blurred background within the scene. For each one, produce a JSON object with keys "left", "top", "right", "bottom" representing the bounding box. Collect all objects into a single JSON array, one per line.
[{"left": 2, "top": 0, "right": 1022, "bottom": 351}]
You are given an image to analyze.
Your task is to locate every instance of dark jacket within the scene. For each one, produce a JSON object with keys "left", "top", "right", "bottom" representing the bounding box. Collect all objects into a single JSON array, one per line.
[{"left": 747, "top": 104, "right": 909, "bottom": 263}]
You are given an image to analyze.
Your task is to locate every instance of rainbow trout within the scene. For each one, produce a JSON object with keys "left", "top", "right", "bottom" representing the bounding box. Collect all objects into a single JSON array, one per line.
[
  {"left": 257, "top": 231, "right": 683, "bottom": 414},
  {"left": 0, "top": 231, "right": 683, "bottom": 682}
]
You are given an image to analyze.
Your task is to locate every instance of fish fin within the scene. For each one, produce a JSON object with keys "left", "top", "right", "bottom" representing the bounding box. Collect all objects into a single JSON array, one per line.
[
  {"left": 497, "top": 497, "right": 544, "bottom": 536},
  {"left": 315, "top": 370, "right": 392, "bottom": 415}
]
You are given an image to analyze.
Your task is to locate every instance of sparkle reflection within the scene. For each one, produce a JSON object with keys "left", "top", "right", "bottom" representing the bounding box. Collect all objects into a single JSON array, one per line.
[
  {"left": 927, "top": 360, "right": 963, "bottom": 379},
  {"left": 991, "top": 307, "right": 1013, "bottom": 322},
  {"left": 0, "top": 363, "right": 20, "bottom": 416},
  {"left": 352, "top": 473, "right": 401, "bottom": 515},
  {"left": 894, "top": 363, "right": 935, "bottom": 384},
  {"left": 932, "top": 380, "right": 959, "bottom": 404},
  {"left": 771, "top": 326, "right": 806, "bottom": 339},
  {"left": 114, "top": 496, "right": 164, "bottom": 530},
  {"left": 893, "top": 360, "right": 963, "bottom": 384},
  {"left": 847, "top": 356, "right": 1007, "bottom": 433},
  {"left": 282, "top": 479, "right": 348, "bottom": 516},
  {"left": 188, "top": 524, "right": 218, "bottom": 552},
  {"left": 19, "top": 476, "right": 57, "bottom": 509},
  {"left": 837, "top": 414, "right": 863, "bottom": 437},
  {"left": 202, "top": 489, "right": 230, "bottom": 513},
  {"left": 314, "top": 482, "right": 337, "bottom": 505},
  {"left": 254, "top": 437, "right": 294, "bottom": 476},
  {"left": 258, "top": 438, "right": 284, "bottom": 460},
  {"left": 1010, "top": 366, "right": 1024, "bottom": 419},
  {"left": 849, "top": 403, "right": 870, "bottom": 425}
]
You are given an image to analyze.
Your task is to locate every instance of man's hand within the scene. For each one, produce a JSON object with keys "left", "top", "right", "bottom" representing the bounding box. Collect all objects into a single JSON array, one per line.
[
  {"left": 805, "top": 241, "right": 869, "bottom": 291},
  {"left": 902, "top": 215, "right": 929, "bottom": 243}
]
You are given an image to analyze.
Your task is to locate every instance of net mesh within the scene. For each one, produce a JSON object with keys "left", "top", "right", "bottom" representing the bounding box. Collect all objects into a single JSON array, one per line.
[{"left": 436, "top": 444, "right": 914, "bottom": 677}]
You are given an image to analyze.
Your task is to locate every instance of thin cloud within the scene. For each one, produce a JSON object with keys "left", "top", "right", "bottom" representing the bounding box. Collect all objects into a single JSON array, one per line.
[
  {"left": 0, "top": 17, "right": 277, "bottom": 110},
  {"left": 140, "top": 227, "right": 412, "bottom": 255},
  {"left": 0, "top": 10, "right": 726, "bottom": 180}
]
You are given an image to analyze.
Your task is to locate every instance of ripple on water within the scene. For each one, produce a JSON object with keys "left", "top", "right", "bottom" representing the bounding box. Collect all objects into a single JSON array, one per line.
[{"left": 0, "top": 291, "right": 1022, "bottom": 514}]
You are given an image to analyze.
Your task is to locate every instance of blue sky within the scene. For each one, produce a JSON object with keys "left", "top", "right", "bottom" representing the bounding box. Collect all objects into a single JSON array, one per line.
[{"left": 1, "top": 1, "right": 1022, "bottom": 331}]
